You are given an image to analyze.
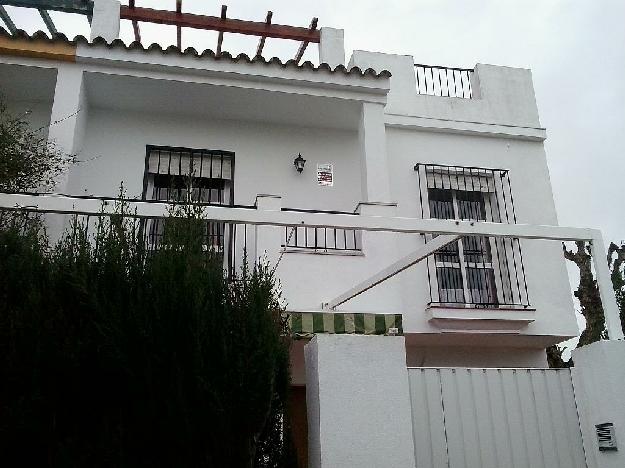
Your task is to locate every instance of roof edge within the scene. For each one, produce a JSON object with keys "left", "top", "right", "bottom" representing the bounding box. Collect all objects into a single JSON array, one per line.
[{"left": 0, "top": 29, "right": 392, "bottom": 79}]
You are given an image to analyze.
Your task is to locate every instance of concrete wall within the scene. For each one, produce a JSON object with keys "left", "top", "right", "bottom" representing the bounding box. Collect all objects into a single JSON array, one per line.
[
  {"left": 386, "top": 128, "right": 577, "bottom": 340},
  {"left": 572, "top": 340, "right": 625, "bottom": 468},
  {"left": 304, "top": 336, "right": 625, "bottom": 468},
  {"left": 70, "top": 107, "right": 362, "bottom": 210},
  {"left": 406, "top": 345, "right": 548, "bottom": 368},
  {"left": 0, "top": 45, "right": 580, "bottom": 366},
  {"left": 350, "top": 51, "right": 543, "bottom": 131},
  {"left": 305, "top": 334, "right": 416, "bottom": 468}
]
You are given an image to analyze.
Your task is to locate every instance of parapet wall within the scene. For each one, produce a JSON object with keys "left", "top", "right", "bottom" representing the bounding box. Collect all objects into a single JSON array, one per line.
[{"left": 349, "top": 50, "right": 544, "bottom": 136}]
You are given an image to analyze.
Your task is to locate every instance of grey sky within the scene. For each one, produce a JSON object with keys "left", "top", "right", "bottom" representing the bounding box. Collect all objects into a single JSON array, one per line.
[{"left": 3, "top": 0, "right": 625, "bottom": 244}]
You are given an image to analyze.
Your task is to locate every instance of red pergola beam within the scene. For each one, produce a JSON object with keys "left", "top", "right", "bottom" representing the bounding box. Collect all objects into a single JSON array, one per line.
[{"left": 119, "top": 6, "right": 321, "bottom": 43}]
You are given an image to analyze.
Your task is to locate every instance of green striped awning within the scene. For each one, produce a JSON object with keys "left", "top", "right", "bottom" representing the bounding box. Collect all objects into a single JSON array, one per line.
[{"left": 288, "top": 312, "right": 402, "bottom": 339}]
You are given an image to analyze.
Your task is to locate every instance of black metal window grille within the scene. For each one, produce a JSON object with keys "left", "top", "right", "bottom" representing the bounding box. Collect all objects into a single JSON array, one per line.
[
  {"left": 415, "top": 164, "right": 530, "bottom": 308},
  {"left": 141, "top": 145, "right": 235, "bottom": 255},
  {"left": 414, "top": 64, "right": 474, "bottom": 99},
  {"left": 282, "top": 226, "right": 361, "bottom": 252}
]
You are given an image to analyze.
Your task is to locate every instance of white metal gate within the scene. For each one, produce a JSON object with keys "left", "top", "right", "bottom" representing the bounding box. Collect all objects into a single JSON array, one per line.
[{"left": 408, "top": 368, "right": 587, "bottom": 468}]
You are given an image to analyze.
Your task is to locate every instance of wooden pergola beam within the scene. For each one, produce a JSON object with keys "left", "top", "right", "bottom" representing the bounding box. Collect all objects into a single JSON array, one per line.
[
  {"left": 294, "top": 17, "right": 318, "bottom": 63},
  {"left": 129, "top": 0, "right": 140, "bottom": 42},
  {"left": 0, "top": 5, "right": 18, "bottom": 34},
  {"left": 119, "top": 6, "right": 321, "bottom": 43},
  {"left": 215, "top": 4, "right": 226, "bottom": 55},
  {"left": 255, "top": 10, "right": 272, "bottom": 57},
  {"left": 1, "top": 0, "right": 92, "bottom": 15},
  {"left": 38, "top": 8, "right": 57, "bottom": 35},
  {"left": 175, "top": 0, "right": 182, "bottom": 49}
]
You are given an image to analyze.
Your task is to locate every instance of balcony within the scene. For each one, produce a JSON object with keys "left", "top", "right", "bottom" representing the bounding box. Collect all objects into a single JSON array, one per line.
[
  {"left": 0, "top": 190, "right": 617, "bottom": 346},
  {"left": 414, "top": 63, "right": 474, "bottom": 99}
]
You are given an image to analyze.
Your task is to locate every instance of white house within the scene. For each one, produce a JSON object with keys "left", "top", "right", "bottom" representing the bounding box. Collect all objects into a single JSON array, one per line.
[{"left": 1, "top": 2, "right": 624, "bottom": 467}]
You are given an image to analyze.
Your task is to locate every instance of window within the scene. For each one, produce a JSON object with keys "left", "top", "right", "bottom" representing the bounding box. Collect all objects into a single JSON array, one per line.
[
  {"left": 428, "top": 188, "right": 498, "bottom": 306},
  {"left": 141, "top": 146, "right": 234, "bottom": 253},
  {"left": 415, "top": 164, "right": 530, "bottom": 308}
]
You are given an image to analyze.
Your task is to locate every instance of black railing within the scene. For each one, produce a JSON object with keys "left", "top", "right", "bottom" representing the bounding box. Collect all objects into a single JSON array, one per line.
[
  {"left": 143, "top": 218, "right": 258, "bottom": 278},
  {"left": 415, "top": 163, "right": 530, "bottom": 308},
  {"left": 142, "top": 145, "right": 235, "bottom": 205},
  {"left": 282, "top": 225, "right": 361, "bottom": 252},
  {"left": 414, "top": 64, "right": 474, "bottom": 99}
]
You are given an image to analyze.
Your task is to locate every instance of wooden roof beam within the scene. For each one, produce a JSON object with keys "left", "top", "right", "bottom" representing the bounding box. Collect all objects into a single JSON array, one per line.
[
  {"left": 215, "top": 4, "right": 226, "bottom": 55},
  {"left": 38, "top": 8, "right": 58, "bottom": 36},
  {"left": 0, "top": 6, "right": 17, "bottom": 34},
  {"left": 294, "top": 17, "right": 318, "bottom": 64},
  {"left": 1, "top": 0, "right": 93, "bottom": 16},
  {"left": 119, "top": 6, "right": 321, "bottom": 43},
  {"left": 129, "top": 0, "right": 140, "bottom": 43},
  {"left": 255, "top": 10, "right": 272, "bottom": 57},
  {"left": 175, "top": 0, "right": 182, "bottom": 49}
]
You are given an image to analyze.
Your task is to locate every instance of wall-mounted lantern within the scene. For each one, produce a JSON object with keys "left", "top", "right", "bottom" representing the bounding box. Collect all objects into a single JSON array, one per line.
[{"left": 293, "top": 153, "right": 306, "bottom": 173}]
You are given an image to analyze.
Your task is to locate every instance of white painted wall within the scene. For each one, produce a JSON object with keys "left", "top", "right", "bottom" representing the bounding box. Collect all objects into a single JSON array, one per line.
[
  {"left": 406, "top": 345, "right": 548, "bottom": 368},
  {"left": 4, "top": 99, "right": 53, "bottom": 139},
  {"left": 90, "top": 0, "right": 120, "bottom": 42},
  {"left": 572, "top": 340, "right": 625, "bottom": 468},
  {"left": 386, "top": 128, "right": 577, "bottom": 340},
  {"left": 70, "top": 107, "right": 362, "bottom": 209},
  {"left": 0, "top": 44, "right": 582, "bottom": 366},
  {"left": 350, "top": 51, "right": 543, "bottom": 131},
  {"left": 318, "top": 28, "right": 345, "bottom": 68},
  {"left": 305, "top": 334, "right": 416, "bottom": 468}
]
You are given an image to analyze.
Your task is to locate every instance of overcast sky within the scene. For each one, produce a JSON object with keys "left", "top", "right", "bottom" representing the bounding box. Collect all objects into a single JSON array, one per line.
[{"left": 3, "top": 0, "right": 625, "bottom": 243}]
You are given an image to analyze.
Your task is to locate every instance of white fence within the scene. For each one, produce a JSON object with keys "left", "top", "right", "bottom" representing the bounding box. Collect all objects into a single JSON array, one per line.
[{"left": 408, "top": 368, "right": 586, "bottom": 468}]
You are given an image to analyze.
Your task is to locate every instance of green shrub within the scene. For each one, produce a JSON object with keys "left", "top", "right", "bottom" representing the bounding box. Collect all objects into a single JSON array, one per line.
[{"left": 0, "top": 204, "right": 295, "bottom": 467}]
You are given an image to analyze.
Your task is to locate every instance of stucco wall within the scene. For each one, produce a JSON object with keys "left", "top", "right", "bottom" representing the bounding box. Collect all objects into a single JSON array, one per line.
[
  {"left": 70, "top": 107, "right": 362, "bottom": 210},
  {"left": 406, "top": 345, "right": 548, "bottom": 368},
  {"left": 385, "top": 128, "right": 577, "bottom": 339},
  {"left": 0, "top": 48, "right": 581, "bottom": 365},
  {"left": 305, "top": 334, "right": 416, "bottom": 468},
  {"left": 572, "top": 340, "right": 625, "bottom": 468}
]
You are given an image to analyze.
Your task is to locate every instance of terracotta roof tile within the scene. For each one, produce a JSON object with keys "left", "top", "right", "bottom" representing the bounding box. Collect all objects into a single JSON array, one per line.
[{"left": 1, "top": 29, "right": 392, "bottom": 79}]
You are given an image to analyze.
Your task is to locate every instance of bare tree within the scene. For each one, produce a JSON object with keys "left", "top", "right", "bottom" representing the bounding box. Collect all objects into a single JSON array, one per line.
[{"left": 562, "top": 241, "right": 606, "bottom": 346}]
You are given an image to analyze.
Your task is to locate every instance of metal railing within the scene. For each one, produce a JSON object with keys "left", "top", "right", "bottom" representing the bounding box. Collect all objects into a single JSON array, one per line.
[
  {"left": 282, "top": 226, "right": 361, "bottom": 252},
  {"left": 2, "top": 190, "right": 622, "bottom": 339},
  {"left": 414, "top": 64, "right": 474, "bottom": 99},
  {"left": 414, "top": 163, "right": 530, "bottom": 308},
  {"left": 281, "top": 207, "right": 362, "bottom": 252}
]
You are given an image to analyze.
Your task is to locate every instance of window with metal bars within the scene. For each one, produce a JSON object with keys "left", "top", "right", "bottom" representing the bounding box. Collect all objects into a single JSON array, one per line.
[
  {"left": 415, "top": 164, "right": 530, "bottom": 308},
  {"left": 141, "top": 145, "right": 235, "bottom": 254}
]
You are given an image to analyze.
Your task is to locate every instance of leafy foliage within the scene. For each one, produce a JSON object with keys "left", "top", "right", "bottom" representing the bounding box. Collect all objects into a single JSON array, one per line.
[
  {"left": 0, "top": 202, "right": 295, "bottom": 467},
  {"left": 607, "top": 242, "right": 625, "bottom": 333},
  {"left": 0, "top": 98, "right": 73, "bottom": 192}
]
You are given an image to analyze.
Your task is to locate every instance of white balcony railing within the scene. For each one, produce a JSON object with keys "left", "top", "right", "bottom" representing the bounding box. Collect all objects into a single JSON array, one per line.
[{"left": 0, "top": 191, "right": 621, "bottom": 340}]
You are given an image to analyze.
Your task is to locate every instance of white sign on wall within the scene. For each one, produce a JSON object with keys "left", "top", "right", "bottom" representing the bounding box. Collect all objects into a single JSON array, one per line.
[{"left": 317, "top": 163, "right": 334, "bottom": 186}]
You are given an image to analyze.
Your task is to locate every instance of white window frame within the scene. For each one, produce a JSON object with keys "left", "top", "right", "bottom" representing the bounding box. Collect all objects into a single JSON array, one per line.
[{"left": 427, "top": 187, "right": 508, "bottom": 307}]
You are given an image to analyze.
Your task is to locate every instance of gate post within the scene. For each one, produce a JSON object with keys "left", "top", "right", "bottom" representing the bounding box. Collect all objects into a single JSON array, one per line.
[
  {"left": 572, "top": 340, "right": 625, "bottom": 468},
  {"left": 304, "top": 334, "right": 416, "bottom": 468}
]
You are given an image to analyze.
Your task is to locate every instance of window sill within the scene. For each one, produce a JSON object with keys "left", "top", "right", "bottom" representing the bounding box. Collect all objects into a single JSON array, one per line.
[
  {"left": 426, "top": 304, "right": 536, "bottom": 334},
  {"left": 280, "top": 247, "right": 364, "bottom": 257}
]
